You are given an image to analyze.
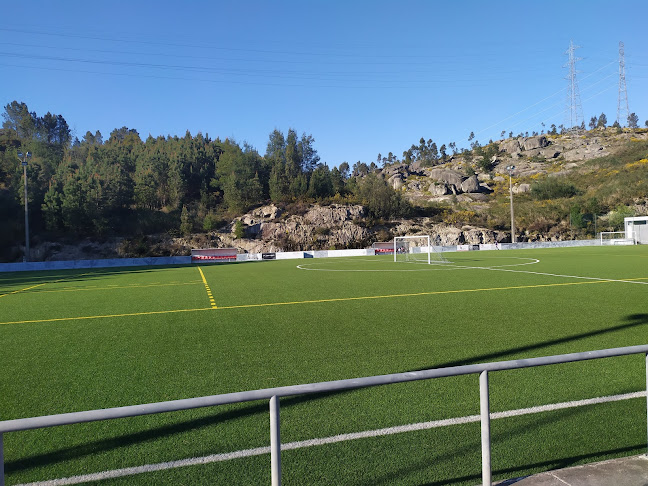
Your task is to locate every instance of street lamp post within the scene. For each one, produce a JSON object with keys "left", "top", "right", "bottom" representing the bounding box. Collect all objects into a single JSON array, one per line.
[
  {"left": 506, "top": 165, "right": 516, "bottom": 243},
  {"left": 18, "top": 151, "right": 32, "bottom": 261}
]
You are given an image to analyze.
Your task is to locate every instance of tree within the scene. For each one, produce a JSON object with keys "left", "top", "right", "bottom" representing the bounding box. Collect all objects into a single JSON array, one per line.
[
  {"left": 589, "top": 116, "right": 598, "bottom": 130},
  {"left": 338, "top": 162, "right": 350, "bottom": 180},
  {"left": 627, "top": 113, "right": 639, "bottom": 129},
  {"left": 353, "top": 173, "right": 410, "bottom": 219},
  {"left": 2, "top": 101, "right": 37, "bottom": 140},
  {"left": 266, "top": 129, "right": 288, "bottom": 201},
  {"left": 352, "top": 161, "right": 369, "bottom": 177},
  {"left": 82, "top": 130, "right": 103, "bottom": 146},
  {"left": 439, "top": 144, "right": 447, "bottom": 162},
  {"left": 298, "top": 133, "right": 320, "bottom": 173},
  {"left": 215, "top": 140, "right": 263, "bottom": 212},
  {"left": 180, "top": 205, "right": 192, "bottom": 235},
  {"left": 597, "top": 113, "right": 607, "bottom": 128},
  {"left": 549, "top": 124, "right": 557, "bottom": 135},
  {"left": 330, "top": 167, "right": 345, "bottom": 195},
  {"left": 108, "top": 126, "right": 141, "bottom": 145},
  {"left": 308, "top": 164, "right": 333, "bottom": 198},
  {"left": 233, "top": 220, "right": 245, "bottom": 239}
]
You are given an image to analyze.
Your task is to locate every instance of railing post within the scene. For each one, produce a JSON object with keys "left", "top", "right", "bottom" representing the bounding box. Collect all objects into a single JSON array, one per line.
[
  {"left": 480, "top": 370, "right": 492, "bottom": 486},
  {"left": 645, "top": 353, "right": 648, "bottom": 456},
  {"left": 1, "top": 432, "right": 4, "bottom": 486},
  {"left": 270, "top": 395, "right": 281, "bottom": 486}
]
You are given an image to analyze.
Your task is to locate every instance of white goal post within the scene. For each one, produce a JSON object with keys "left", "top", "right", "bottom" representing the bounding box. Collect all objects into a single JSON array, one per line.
[
  {"left": 599, "top": 231, "right": 634, "bottom": 246},
  {"left": 393, "top": 235, "right": 448, "bottom": 264}
]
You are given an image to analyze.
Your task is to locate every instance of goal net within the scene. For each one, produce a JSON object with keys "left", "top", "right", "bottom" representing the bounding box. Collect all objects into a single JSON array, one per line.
[
  {"left": 394, "top": 235, "right": 448, "bottom": 264},
  {"left": 599, "top": 231, "right": 634, "bottom": 246}
]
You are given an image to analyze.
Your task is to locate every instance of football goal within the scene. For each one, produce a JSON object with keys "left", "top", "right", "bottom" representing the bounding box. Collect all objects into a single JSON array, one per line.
[
  {"left": 394, "top": 235, "right": 448, "bottom": 264},
  {"left": 599, "top": 231, "right": 634, "bottom": 246}
]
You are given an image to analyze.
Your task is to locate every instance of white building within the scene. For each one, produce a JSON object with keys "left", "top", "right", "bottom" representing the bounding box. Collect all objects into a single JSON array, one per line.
[{"left": 625, "top": 216, "right": 648, "bottom": 244}]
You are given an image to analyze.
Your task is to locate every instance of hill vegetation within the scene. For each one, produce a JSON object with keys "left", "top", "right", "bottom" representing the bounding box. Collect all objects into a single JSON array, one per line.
[{"left": 1, "top": 99, "right": 647, "bottom": 261}]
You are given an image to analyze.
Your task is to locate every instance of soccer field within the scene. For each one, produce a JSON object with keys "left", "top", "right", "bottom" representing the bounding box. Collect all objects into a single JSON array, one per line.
[{"left": 1, "top": 246, "right": 647, "bottom": 485}]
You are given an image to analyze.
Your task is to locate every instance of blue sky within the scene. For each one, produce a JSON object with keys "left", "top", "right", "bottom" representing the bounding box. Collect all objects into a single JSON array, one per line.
[{"left": 1, "top": 1, "right": 646, "bottom": 167}]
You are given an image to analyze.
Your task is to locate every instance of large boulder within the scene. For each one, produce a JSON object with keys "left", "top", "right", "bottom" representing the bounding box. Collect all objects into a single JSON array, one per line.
[
  {"left": 520, "top": 136, "right": 549, "bottom": 151},
  {"left": 513, "top": 184, "right": 531, "bottom": 194},
  {"left": 304, "top": 204, "right": 365, "bottom": 225},
  {"left": 389, "top": 174, "right": 404, "bottom": 190},
  {"left": 408, "top": 180, "right": 424, "bottom": 191},
  {"left": 250, "top": 204, "right": 282, "bottom": 220},
  {"left": 540, "top": 147, "right": 561, "bottom": 159},
  {"left": 427, "top": 168, "right": 465, "bottom": 186},
  {"left": 460, "top": 175, "right": 480, "bottom": 193},
  {"left": 500, "top": 139, "right": 521, "bottom": 154},
  {"left": 428, "top": 182, "right": 449, "bottom": 196},
  {"left": 383, "top": 163, "right": 408, "bottom": 177}
]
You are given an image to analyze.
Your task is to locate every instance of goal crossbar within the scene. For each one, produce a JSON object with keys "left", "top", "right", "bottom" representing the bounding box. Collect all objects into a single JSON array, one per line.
[{"left": 394, "top": 235, "right": 447, "bottom": 264}]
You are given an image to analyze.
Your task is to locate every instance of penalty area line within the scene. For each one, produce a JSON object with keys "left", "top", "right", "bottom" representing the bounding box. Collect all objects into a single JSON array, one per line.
[
  {"left": 0, "top": 283, "right": 46, "bottom": 298},
  {"left": 0, "top": 307, "right": 215, "bottom": 326},
  {"left": 16, "top": 391, "right": 646, "bottom": 486},
  {"left": 216, "top": 278, "right": 617, "bottom": 311},
  {"left": 0, "top": 277, "right": 628, "bottom": 325}
]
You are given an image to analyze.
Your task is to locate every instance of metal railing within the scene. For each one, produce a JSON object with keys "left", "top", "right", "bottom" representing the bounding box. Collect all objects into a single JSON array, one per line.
[{"left": 2, "top": 344, "right": 648, "bottom": 486}]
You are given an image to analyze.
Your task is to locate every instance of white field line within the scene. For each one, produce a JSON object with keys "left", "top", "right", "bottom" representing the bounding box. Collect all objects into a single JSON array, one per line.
[
  {"left": 16, "top": 391, "right": 646, "bottom": 486},
  {"left": 296, "top": 257, "right": 540, "bottom": 272},
  {"left": 460, "top": 264, "right": 648, "bottom": 285}
]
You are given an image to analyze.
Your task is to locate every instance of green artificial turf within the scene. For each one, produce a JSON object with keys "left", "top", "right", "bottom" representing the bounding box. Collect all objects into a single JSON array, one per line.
[{"left": 0, "top": 246, "right": 647, "bottom": 484}]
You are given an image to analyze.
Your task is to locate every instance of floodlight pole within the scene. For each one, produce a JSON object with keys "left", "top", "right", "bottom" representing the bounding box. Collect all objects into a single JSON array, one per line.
[
  {"left": 506, "top": 165, "right": 516, "bottom": 243},
  {"left": 18, "top": 152, "right": 32, "bottom": 262}
]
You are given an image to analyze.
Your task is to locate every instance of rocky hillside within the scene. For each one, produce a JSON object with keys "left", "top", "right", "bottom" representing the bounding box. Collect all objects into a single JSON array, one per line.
[
  {"left": 25, "top": 127, "right": 648, "bottom": 260},
  {"left": 385, "top": 128, "right": 648, "bottom": 205}
]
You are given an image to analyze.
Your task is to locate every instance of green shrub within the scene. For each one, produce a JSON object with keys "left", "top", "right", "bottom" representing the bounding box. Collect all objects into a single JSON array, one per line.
[
  {"left": 530, "top": 178, "right": 580, "bottom": 200},
  {"left": 234, "top": 220, "right": 245, "bottom": 239}
]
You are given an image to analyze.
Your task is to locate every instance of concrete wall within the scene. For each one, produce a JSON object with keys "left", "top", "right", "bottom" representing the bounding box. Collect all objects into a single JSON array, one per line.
[
  {"left": 501, "top": 239, "right": 601, "bottom": 250},
  {"left": 1, "top": 239, "right": 618, "bottom": 273},
  {"left": 0, "top": 256, "right": 191, "bottom": 273}
]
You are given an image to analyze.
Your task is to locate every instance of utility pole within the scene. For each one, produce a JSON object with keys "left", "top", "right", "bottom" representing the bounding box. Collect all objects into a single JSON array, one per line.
[
  {"left": 617, "top": 41, "right": 629, "bottom": 126},
  {"left": 506, "top": 165, "right": 516, "bottom": 243},
  {"left": 564, "top": 41, "right": 583, "bottom": 130},
  {"left": 18, "top": 151, "right": 31, "bottom": 262}
]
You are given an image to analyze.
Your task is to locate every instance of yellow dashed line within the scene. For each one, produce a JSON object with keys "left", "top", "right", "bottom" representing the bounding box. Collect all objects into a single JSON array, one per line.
[{"left": 198, "top": 267, "right": 217, "bottom": 309}]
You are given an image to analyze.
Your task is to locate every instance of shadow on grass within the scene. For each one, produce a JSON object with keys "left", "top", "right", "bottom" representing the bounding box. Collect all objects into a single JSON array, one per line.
[
  {"left": 0, "top": 264, "right": 195, "bottom": 289},
  {"left": 410, "top": 313, "right": 648, "bottom": 371},
  {"left": 4, "top": 391, "right": 344, "bottom": 474},
  {"left": 368, "top": 404, "right": 644, "bottom": 485},
  {"left": 7, "top": 314, "right": 647, "bottom": 475},
  {"left": 407, "top": 444, "right": 644, "bottom": 486}
]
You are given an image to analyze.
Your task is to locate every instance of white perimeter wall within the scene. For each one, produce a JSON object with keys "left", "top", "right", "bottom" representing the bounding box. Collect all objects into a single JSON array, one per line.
[
  {"left": 0, "top": 239, "right": 620, "bottom": 273},
  {"left": 0, "top": 256, "right": 191, "bottom": 273}
]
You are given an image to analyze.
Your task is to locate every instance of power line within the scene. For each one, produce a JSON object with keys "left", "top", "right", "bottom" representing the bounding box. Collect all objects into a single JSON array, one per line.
[{"left": 475, "top": 61, "right": 616, "bottom": 137}]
